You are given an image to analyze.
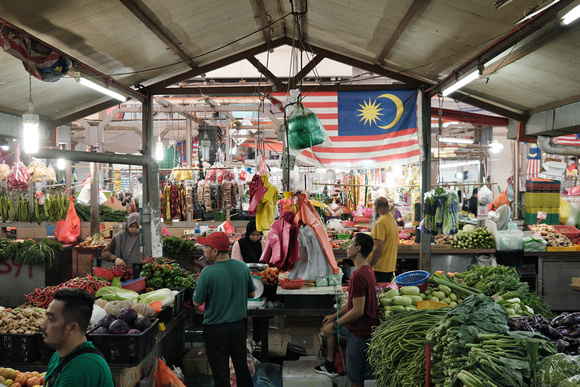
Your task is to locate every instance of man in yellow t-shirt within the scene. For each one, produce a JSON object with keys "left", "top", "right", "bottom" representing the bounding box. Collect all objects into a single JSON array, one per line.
[{"left": 369, "top": 197, "right": 399, "bottom": 283}]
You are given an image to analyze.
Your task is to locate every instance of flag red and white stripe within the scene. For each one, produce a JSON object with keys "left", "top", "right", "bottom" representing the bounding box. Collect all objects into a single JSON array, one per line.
[
  {"left": 526, "top": 144, "right": 541, "bottom": 180},
  {"left": 556, "top": 134, "right": 580, "bottom": 146},
  {"left": 272, "top": 91, "right": 420, "bottom": 169}
]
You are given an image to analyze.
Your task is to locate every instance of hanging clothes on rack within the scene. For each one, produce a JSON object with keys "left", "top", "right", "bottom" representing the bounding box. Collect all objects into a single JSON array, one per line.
[
  {"left": 255, "top": 174, "right": 278, "bottom": 232},
  {"left": 259, "top": 211, "right": 300, "bottom": 271},
  {"left": 287, "top": 224, "right": 335, "bottom": 281},
  {"left": 294, "top": 192, "right": 339, "bottom": 274}
]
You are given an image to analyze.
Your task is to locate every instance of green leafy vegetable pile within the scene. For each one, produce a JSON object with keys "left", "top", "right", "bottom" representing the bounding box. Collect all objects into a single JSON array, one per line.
[
  {"left": 427, "top": 294, "right": 556, "bottom": 386},
  {"left": 536, "top": 353, "right": 580, "bottom": 386},
  {"left": 453, "top": 265, "right": 552, "bottom": 318},
  {"left": 0, "top": 238, "right": 63, "bottom": 268},
  {"left": 162, "top": 235, "right": 197, "bottom": 259}
]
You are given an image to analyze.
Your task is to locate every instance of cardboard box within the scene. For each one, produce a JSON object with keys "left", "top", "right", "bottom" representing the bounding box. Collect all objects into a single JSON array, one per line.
[{"left": 183, "top": 348, "right": 212, "bottom": 376}]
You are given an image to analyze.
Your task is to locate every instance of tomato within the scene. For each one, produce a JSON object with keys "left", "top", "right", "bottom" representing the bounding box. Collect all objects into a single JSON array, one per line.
[
  {"left": 39, "top": 375, "right": 44, "bottom": 385},
  {"left": 26, "top": 377, "right": 40, "bottom": 387},
  {"left": 12, "top": 382, "right": 23, "bottom": 387},
  {"left": 14, "top": 374, "right": 28, "bottom": 385}
]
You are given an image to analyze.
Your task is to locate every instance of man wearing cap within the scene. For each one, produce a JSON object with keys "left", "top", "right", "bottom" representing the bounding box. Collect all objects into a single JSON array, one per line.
[{"left": 193, "top": 232, "right": 256, "bottom": 387}]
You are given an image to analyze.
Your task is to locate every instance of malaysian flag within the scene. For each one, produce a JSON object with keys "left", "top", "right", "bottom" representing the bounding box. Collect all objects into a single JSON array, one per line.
[
  {"left": 526, "top": 144, "right": 541, "bottom": 180},
  {"left": 556, "top": 134, "right": 580, "bottom": 146},
  {"left": 0, "top": 31, "right": 71, "bottom": 82},
  {"left": 272, "top": 90, "right": 420, "bottom": 169}
]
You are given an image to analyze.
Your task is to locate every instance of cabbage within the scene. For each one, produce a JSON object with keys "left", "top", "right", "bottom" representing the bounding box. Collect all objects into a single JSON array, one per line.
[
  {"left": 463, "top": 224, "right": 476, "bottom": 233},
  {"left": 95, "top": 286, "right": 139, "bottom": 303},
  {"left": 137, "top": 288, "right": 175, "bottom": 309}
]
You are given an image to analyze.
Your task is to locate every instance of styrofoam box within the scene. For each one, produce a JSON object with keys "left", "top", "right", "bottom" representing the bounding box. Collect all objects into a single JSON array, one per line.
[{"left": 282, "top": 356, "right": 335, "bottom": 387}]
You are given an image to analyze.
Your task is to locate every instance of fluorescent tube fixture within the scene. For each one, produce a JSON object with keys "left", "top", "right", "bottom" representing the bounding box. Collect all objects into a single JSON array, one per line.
[
  {"left": 440, "top": 137, "right": 473, "bottom": 144},
  {"left": 440, "top": 160, "right": 480, "bottom": 169},
  {"left": 78, "top": 78, "right": 126, "bottom": 102},
  {"left": 155, "top": 137, "right": 164, "bottom": 162},
  {"left": 442, "top": 71, "right": 480, "bottom": 96},
  {"left": 562, "top": 4, "right": 580, "bottom": 25}
]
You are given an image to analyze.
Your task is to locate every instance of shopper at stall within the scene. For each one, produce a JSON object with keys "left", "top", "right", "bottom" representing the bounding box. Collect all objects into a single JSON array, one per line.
[
  {"left": 389, "top": 198, "right": 405, "bottom": 229},
  {"left": 41, "top": 288, "right": 114, "bottom": 387},
  {"left": 462, "top": 187, "right": 478, "bottom": 216},
  {"left": 315, "top": 233, "right": 379, "bottom": 386},
  {"left": 101, "top": 212, "right": 141, "bottom": 267},
  {"left": 369, "top": 196, "right": 399, "bottom": 283},
  {"left": 232, "top": 219, "right": 266, "bottom": 263},
  {"left": 193, "top": 232, "right": 255, "bottom": 387}
]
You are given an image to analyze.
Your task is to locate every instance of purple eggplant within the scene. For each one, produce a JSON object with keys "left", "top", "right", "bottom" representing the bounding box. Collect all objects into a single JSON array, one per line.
[
  {"left": 562, "top": 312, "right": 580, "bottom": 326},
  {"left": 555, "top": 328, "right": 570, "bottom": 337},
  {"left": 556, "top": 339, "right": 567, "bottom": 353},
  {"left": 552, "top": 313, "right": 569, "bottom": 326},
  {"left": 568, "top": 329, "right": 580, "bottom": 338},
  {"left": 508, "top": 318, "right": 519, "bottom": 331},
  {"left": 520, "top": 319, "right": 535, "bottom": 332},
  {"left": 540, "top": 324, "right": 563, "bottom": 339}
]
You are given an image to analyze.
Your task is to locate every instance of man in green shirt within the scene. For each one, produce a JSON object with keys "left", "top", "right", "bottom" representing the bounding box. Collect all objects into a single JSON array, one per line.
[
  {"left": 193, "top": 231, "right": 256, "bottom": 387},
  {"left": 41, "top": 288, "right": 113, "bottom": 387}
]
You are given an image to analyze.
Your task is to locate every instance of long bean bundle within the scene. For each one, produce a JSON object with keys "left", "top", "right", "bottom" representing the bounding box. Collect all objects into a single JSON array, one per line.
[{"left": 368, "top": 308, "right": 448, "bottom": 386}]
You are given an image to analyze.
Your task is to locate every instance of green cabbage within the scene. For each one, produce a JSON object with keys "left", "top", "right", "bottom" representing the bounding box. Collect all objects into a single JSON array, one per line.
[
  {"left": 95, "top": 285, "right": 139, "bottom": 302},
  {"left": 137, "top": 288, "right": 175, "bottom": 309}
]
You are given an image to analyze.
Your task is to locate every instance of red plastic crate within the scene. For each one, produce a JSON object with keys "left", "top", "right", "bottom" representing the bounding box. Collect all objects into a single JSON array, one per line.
[
  {"left": 122, "top": 277, "right": 145, "bottom": 292},
  {"left": 552, "top": 225, "right": 580, "bottom": 239},
  {"left": 93, "top": 267, "right": 123, "bottom": 280},
  {"left": 525, "top": 180, "right": 561, "bottom": 192}
]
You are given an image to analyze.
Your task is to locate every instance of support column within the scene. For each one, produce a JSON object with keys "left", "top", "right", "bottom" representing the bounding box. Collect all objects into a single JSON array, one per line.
[{"left": 419, "top": 90, "right": 431, "bottom": 272}]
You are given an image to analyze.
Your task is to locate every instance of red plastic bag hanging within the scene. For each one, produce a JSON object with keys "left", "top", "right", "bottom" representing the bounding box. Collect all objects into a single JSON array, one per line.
[
  {"left": 6, "top": 145, "right": 30, "bottom": 190},
  {"left": 54, "top": 196, "right": 81, "bottom": 245}
]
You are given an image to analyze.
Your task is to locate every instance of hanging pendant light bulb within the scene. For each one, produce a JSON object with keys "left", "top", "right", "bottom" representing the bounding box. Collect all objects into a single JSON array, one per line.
[
  {"left": 56, "top": 158, "right": 66, "bottom": 170},
  {"left": 22, "top": 74, "right": 39, "bottom": 154},
  {"left": 155, "top": 137, "right": 164, "bottom": 161}
]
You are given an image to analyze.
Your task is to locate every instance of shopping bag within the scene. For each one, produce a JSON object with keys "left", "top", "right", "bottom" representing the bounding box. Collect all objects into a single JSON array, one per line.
[
  {"left": 53, "top": 197, "right": 81, "bottom": 245},
  {"left": 154, "top": 358, "right": 186, "bottom": 387},
  {"left": 286, "top": 102, "right": 327, "bottom": 150}
]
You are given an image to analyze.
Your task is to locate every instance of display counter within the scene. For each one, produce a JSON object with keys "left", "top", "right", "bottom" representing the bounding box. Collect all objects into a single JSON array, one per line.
[{"left": 0, "top": 246, "right": 73, "bottom": 307}]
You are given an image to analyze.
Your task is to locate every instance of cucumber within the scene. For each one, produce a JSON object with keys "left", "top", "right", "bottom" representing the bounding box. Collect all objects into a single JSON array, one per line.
[
  {"left": 399, "top": 286, "right": 420, "bottom": 296},
  {"left": 419, "top": 293, "right": 427, "bottom": 300},
  {"left": 386, "top": 305, "right": 405, "bottom": 311},
  {"left": 404, "top": 305, "right": 417, "bottom": 311},
  {"left": 432, "top": 291, "right": 446, "bottom": 300},
  {"left": 441, "top": 297, "right": 451, "bottom": 304},
  {"left": 409, "top": 295, "right": 423, "bottom": 305},
  {"left": 438, "top": 285, "right": 452, "bottom": 296},
  {"left": 392, "top": 296, "right": 412, "bottom": 306},
  {"left": 380, "top": 298, "right": 392, "bottom": 307},
  {"left": 430, "top": 297, "right": 440, "bottom": 303},
  {"left": 449, "top": 293, "right": 458, "bottom": 301},
  {"left": 384, "top": 288, "right": 400, "bottom": 298},
  {"left": 449, "top": 301, "right": 458, "bottom": 307}
]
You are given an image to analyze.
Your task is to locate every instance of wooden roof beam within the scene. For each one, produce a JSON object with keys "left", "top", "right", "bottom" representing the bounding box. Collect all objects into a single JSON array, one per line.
[
  {"left": 246, "top": 56, "right": 286, "bottom": 90},
  {"left": 289, "top": 54, "right": 323, "bottom": 89},
  {"left": 253, "top": 0, "right": 271, "bottom": 42},
  {"left": 120, "top": 0, "right": 197, "bottom": 69},
  {"left": 375, "top": 0, "right": 425, "bottom": 65}
]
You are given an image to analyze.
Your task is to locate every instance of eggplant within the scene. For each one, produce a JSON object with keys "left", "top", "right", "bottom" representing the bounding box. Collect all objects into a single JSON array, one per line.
[
  {"left": 555, "top": 328, "right": 570, "bottom": 337},
  {"left": 568, "top": 329, "right": 580, "bottom": 338},
  {"left": 508, "top": 318, "right": 519, "bottom": 331},
  {"left": 556, "top": 339, "right": 567, "bottom": 353},
  {"left": 552, "top": 312, "right": 569, "bottom": 326},
  {"left": 562, "top": 312, "right": 580, "bottom": 326},
  {"left": 539, "top": 324, "right": 563, "bottom": 339},
  {"left": 520, "top": 319, "right": 535, "bottom": 332}
]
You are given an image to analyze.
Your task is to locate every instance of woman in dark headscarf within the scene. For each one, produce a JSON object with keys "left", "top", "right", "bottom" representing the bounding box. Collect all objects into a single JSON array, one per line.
[
  {"left": 102, "top": 212, "right": 142, "bottom": 266},
  {"left": 232, "top": 219, "right": 266, "bottom": 263}
]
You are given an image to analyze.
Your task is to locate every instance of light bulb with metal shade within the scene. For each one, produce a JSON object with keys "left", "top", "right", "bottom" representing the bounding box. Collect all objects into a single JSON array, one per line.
[
  {"left": 155, "top": 137, "right": 164, "bottom": 161},
  {"left": 22, "top": 101, "right": 40, "bottom": 154},
  {"left": 489, "top": 140, "right": 504, "bottom": 154},
  {"left": 56, "top": 158, "right": 66, "bottom": 170}
]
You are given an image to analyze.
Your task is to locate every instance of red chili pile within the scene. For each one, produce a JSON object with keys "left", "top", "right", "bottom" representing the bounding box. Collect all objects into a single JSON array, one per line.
[
  {"left": 111, "top": 265, "right": 134, "bottom": 282},
  {"left": 24, "top": 275, "right": 110, "bottom": 308}
]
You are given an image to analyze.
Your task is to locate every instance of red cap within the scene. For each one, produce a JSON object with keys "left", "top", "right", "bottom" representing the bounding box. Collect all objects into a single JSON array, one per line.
[{"left": 197, "top": 232, "right": 230, "bottom": 251}]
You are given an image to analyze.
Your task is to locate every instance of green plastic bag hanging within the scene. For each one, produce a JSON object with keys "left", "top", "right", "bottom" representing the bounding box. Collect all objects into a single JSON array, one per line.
[{"left": 286, "top": 102, "right": 326, "bottom": 150}]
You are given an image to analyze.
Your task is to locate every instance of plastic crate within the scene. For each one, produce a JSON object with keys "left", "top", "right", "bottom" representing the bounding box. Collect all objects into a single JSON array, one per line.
[
  {"left": 336, "top": 233, "right": 351, "bottom": 240},
  {"left": 0, "top": 333, "right": 39, "bottom": 363},
  {"left": 552, "top": 225, "right": 580, "bottom": 239},
  {"left": 39, "top": 336, "right": 57, "bottom": 362},
  {"left": 88, "top": 318, "right": 158, "bottom": 365},
  {"left": 169, "top": 287, "right": 186, "bottom": 318},
  {"left": 93, "top": 267, "right": 123, "bottom": 280},
  {"left": 525, "top": 180, "right": 561, "bottom": 192},
  {"left": 524, "top": 192, "right": 560, "bottom": 207},
  {"left": 524, "top": 212, "right": 559, "bottom": 225},
  {"left": 525, "top": 206, "right": 559, "bottom": 214},
  {"left": 122, "top": 277, "right": 145, "bottom": 292}
]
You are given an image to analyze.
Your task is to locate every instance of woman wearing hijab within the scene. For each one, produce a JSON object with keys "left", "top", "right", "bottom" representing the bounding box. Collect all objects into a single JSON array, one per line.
[
  {"left": 232, "top": 220, "right": 266, "bottom": 263},
  {"left": 102, "top": 212, "right": 142, "bottom": 266}
]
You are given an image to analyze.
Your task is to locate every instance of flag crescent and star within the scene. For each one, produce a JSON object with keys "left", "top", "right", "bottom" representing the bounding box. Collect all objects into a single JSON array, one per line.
[{"left": 272, "top": 89, "right": 420, "bottom": 169}]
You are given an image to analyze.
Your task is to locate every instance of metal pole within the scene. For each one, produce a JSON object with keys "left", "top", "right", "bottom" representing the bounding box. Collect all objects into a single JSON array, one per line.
[
  {"left": 89, "top": 162, "right": 100, "bottom": 237},
  {"left": 419, "top": 90, "right": 432, "bottom": 272},
  {"left": 186, "top": 117, "right": 192, "bottom": 168}
]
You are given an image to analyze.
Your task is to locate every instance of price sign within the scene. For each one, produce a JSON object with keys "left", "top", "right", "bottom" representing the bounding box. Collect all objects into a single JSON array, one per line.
[{"left": 536, "top": 211, "right": 547, "bottom": 226}]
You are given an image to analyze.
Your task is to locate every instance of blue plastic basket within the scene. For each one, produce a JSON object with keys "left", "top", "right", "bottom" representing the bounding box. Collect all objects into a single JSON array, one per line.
[{"left": 394, "top": 270, "right": 431, "bottom": 287}]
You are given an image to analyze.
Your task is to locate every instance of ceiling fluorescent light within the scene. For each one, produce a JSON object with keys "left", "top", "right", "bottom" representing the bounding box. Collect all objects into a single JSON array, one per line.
[
  {"left": 440, "top": 160, "right": 480, "bottom": 169},
  {"left": 79, "top": 78, "right": 126, "bottom": 102},
  {"left": 440, "top": 137, "right": 473, "bottom": 144},
  {"left": 441, "top": 71, "right": 480, "bottom": 96},
  {"left": 515, "top": 0, "right": 561, "bottom": 25},
  {"left": 562, "top": 4, "right": 580, "bottom": 25}
]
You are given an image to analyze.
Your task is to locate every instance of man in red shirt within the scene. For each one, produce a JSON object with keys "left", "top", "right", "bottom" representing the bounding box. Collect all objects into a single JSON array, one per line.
[{"left": 315, "top": 233, "right": 379, "bottom": 386}]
